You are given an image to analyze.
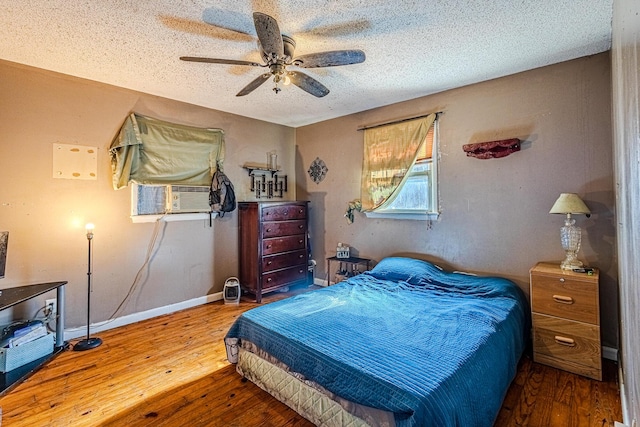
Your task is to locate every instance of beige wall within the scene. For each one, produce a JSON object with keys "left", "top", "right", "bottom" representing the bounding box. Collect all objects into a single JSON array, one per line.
[
  {"left": 0, "top": 60, "right": 295, "bottom": 327},
  {"left": 296, "top": 52, "right": 617, "bottom": 348},
  {"left": 0, "top": 53, "right": 618, "bottom": 351}
]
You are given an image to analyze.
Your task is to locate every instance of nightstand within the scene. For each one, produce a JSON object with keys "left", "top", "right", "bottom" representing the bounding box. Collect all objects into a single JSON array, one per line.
[
  {"left": 529, "top": 262, "right": 601, "bottom": 380},
  {"left": 326, "top": 256, "right": 371, "bottom": 285}
]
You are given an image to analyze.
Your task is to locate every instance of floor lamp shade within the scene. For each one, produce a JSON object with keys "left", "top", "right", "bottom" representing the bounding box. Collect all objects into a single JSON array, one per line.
[
  {"left": 549, "top": 193, "right": 591, "bottom": 270},
  {"left": 74, "top": 223, "right": 102, "bottom": 351}
]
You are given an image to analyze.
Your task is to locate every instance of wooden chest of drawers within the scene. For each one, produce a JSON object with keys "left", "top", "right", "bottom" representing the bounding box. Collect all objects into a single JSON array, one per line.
[
  {"left": 238, "top": 201, "right": 309, "bottom": 302},
  {"left": 529, "top": 262, "right": 601, "bottom": 380}
]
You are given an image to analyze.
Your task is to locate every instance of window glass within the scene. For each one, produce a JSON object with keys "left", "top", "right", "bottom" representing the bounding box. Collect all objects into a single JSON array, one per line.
[{"left": 383, "top": 160, "right": 433, "bottom": 211}]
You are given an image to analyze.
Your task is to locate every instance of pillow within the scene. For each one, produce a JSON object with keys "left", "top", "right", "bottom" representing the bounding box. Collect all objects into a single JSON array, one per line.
[{"left": 368, "top": 257, "right": 444, "bottom": 285}]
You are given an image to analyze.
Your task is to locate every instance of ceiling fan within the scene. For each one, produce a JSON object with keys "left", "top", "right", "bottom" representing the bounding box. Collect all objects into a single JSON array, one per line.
[{"left": 180, "top": 12, "right": 365, "bottom": 98}]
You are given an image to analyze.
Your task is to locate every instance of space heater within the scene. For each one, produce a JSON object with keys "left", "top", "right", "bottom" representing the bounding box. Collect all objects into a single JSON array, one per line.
[{"left": 223, "top": 277, "right": 241, "bottom": 305}]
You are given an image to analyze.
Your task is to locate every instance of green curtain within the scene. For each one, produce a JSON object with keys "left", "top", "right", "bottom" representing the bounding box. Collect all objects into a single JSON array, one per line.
[
  {"left": 360, "top": 114, "right": 436, "bottom": 210},
  {"left": 109, "top": 113, "right": 225, "bottom": 190}
]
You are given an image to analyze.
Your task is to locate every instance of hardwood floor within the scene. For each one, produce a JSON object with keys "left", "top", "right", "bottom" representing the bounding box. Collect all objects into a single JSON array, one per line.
[{"left": 0, "top": 286, "right": 622, "bottom": 426}]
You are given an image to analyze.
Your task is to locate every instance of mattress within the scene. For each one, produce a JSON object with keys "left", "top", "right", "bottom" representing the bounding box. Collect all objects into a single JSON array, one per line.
[{"left": 225, "top": 257, "right": 528, "bottom": 427}]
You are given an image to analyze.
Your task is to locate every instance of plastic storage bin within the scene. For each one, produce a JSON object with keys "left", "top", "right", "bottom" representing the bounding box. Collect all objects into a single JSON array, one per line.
[{"left": 0, "top": 333, "right": 54, "bottom": 372}]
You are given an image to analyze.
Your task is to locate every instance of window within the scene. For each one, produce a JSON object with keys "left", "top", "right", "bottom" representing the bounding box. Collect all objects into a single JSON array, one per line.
[
  {"left": 363, "top": 116, "right": 439, "bottom": 220},
  {"left": 109, "top": 114, "right": 224, "bottom": 223}
]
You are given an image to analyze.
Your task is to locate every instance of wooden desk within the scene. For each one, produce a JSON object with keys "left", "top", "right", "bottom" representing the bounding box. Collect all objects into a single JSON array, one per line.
[{"left": 0, "top": 281, "right": 67, "bottom": 395}]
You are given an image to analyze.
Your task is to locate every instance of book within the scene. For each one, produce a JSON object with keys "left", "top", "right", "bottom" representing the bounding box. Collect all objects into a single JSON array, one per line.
[
  {"left": 10, "top": 324, "right": 47, "bottom": 347},
  {"left": 12, "top": 322, "right": 42, "bottom": 338}
]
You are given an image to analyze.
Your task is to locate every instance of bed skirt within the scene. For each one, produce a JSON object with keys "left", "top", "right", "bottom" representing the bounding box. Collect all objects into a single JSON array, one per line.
[{"left": 236, "top": 346, "right": 396, "bottom": 427}]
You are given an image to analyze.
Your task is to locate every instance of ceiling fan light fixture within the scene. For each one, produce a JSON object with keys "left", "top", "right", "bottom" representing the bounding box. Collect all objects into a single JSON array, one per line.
[{"left": 273, "top": 71, "right": 290, "bottom": 88}]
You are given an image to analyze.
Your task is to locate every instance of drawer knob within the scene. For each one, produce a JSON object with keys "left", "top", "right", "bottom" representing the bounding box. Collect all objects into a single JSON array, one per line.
[
  {"left": 554, "top": 336, "right": 576, "bottom": 347},
  {"left": 559, "top": 278, "right": 565, "bottom": 283},
  {"left": 298, "top": 254, "right": 304, "bottom": 258},
  {"left": 266, "top": 244, "right": 272, "bottom": 249},
  {"left": 298, "top": 239, "right": 303, "bottom": 243},
  {"left": 267, "top": 261, "right": 272, "bottom": 265},
  {"left": 267, "top": 278, "right": 273, "bottom": 282},
  {"left": 299, "top": 269, "right": 304, "bottom": 273},
  {"left": 552, "top": 294, "right": 574, "bottom": 304},
  {"left": 266, "top": 228, "right": 272, "bottom": 232},
  {"left": 298, "top": 225, "right": 304, "bottom": 229}
]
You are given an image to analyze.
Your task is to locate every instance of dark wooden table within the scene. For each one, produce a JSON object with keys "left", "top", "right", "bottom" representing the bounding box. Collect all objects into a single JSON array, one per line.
[
  {"left": 0, "top": 281, "right": 67, "bottom": 395},
  {"left": 326, "top": 256, "right": 372, "bottom": 285}
]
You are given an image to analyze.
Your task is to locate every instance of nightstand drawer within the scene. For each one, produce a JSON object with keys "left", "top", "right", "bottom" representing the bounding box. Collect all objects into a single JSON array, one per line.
[
  {"left": 532, "top": 313, "right": 601, "bottom": 379},
  {"left": 530, "top": 274, "right": 598, "bottom": 324}
]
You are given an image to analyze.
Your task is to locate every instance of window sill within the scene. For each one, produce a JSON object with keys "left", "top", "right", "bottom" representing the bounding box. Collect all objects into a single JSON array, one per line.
[
  {"left": 364, "top": 211, "right": 439, "bottom": 221},
  {"left": 130, "top": 212, "right": 216, "bottom": 223}
]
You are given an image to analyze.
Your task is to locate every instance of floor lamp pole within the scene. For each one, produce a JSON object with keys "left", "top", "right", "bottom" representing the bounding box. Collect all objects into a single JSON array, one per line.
[{"left": 74, "top": 223, "right": 102, "bottom": 351}]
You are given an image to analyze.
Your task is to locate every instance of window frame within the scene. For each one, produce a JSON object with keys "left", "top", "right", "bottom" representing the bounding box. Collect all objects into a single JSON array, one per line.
[{"left": 365, "top": 119, "right": 439, "bottom": 220}]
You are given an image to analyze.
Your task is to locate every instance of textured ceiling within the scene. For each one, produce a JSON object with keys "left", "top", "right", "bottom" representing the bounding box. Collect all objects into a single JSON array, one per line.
[{"left": 0, "top": 1, "right": 612, "bottom": 127}]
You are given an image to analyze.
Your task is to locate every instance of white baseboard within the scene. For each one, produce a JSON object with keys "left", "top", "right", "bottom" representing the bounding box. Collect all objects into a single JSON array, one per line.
[
  {"left": 603, "top": 345, "right": 618, "bottom": 361},
  {"left": 314, "top": 277, "right": 328, "bottom": 287},
  {"left": 619, "top": 361, "right": 629, "bottom": 426},
  {"left": 64, "top": 292, "right": 223, "bottom": 341},
  {"left": 70, "top": 289, "right": 619, "bottom": 356}
]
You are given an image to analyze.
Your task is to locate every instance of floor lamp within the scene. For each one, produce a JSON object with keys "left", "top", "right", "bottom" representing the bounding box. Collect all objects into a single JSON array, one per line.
[{"left": 74, "top": 223, "right": 102, "bottom": 351}]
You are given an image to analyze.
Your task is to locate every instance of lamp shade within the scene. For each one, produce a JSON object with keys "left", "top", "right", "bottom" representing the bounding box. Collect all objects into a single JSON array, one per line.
[{"left": 549, "top": 193, "right": 591, "bottom": 215}]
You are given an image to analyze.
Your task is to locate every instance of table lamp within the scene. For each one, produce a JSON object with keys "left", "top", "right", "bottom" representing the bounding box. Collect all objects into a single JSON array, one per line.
[{"left": 549, "top": 193, "right": 591, "bottom": 270}]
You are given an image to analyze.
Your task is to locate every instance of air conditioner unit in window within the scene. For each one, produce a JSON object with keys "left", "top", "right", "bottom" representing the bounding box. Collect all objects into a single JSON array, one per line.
[
  {"left": 168, "top": 185, "right": 211, "bottom": 213},
  {"left": 132, "top": 184, "right": 211, "bottom": 215}
]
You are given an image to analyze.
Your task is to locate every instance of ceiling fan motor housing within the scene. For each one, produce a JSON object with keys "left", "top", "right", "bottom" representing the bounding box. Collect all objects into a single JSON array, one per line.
[
  {"left": 261, "top": 34, "right": 296, "bottom": 63},
  {"left": 281, "top": 35, "right": 296, "bottom": 60}
]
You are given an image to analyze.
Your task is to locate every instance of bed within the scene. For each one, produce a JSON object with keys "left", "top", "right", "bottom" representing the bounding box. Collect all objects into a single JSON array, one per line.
[{"left": 225, "top": 257, "right": 528, "bottom": 427}]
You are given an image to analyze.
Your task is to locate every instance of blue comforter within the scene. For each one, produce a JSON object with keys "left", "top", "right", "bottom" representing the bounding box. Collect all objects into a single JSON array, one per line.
[{"left": 226, "top": 257, "right": 528, "bottom": 427}]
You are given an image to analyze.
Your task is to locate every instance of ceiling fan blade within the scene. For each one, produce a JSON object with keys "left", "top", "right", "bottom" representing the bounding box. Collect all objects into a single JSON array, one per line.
[
  {"left": 201, "top": 8, "right": 255, "bottom": 36},
  {"left": 288, "top": 71, "right": 330, "bottom": 97},
  {"left": 159, "top": 15, "right": 253, "bottom": 42},
  {"left": 293, "top": 50, "right": 365, "bottom": 68},
  {"left": 180, "top": 57, "right": 263, "bottom": 67},
  {"left": 299, "top": 19, "right": 371, "bottom": 38},
  {"left": 236, "top": 73, "right": 271, "bottom": 96},
  {"left": 253, "top": 12, "right": 284, "bottom": 59}
]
